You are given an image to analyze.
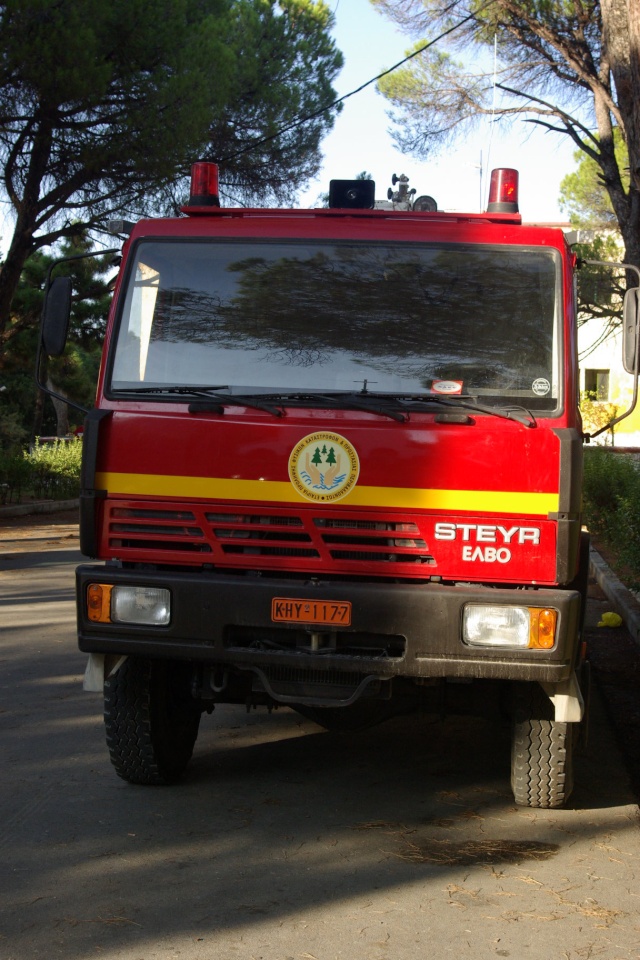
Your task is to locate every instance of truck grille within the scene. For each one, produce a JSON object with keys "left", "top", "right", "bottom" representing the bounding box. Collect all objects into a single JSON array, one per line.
[{"left": 105, "top": 502, "right": 436, "bottom": 576}]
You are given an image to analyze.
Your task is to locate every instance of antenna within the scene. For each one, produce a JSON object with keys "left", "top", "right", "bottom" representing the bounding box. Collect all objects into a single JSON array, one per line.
[{"left": 482, "top": 34, "right": 498, "bottom": 209}]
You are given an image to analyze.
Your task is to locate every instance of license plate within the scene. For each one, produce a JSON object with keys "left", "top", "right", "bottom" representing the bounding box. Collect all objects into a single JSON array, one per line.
[{"left": 271, "top": 598, "right": 352, "bottom": 626}]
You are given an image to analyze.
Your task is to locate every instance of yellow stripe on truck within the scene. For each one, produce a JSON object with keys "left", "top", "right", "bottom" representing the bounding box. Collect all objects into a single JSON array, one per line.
[{"left": 96, "top": 471, "right": 559, "bottom": 516}]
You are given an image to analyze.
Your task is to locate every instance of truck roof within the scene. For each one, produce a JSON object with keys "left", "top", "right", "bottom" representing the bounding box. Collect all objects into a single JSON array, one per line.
[{"left": 124, "top": 206, "right": 570, "bottom": 252}]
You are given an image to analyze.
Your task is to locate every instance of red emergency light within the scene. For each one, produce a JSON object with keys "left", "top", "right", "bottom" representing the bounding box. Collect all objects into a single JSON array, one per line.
[
  {"left": 188, "top": 162, "right": 220, "bottom": 207},
  {"left": 487, "top": 168, "right": 519, "bottom": 214}
]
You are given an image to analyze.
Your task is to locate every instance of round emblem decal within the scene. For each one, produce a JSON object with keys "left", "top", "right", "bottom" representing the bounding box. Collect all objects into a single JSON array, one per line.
[
  {"left": 532, "top": 377, "right": 551, "bottom": 396},
  {"left": 431, "top": 379, "right": 463, "bottom": 395},
  {"left": 288, "top": 432, "right": 360, "bottom": 503}
]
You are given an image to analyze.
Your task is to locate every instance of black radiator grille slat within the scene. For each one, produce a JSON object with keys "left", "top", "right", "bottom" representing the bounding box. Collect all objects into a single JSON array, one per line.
[
  {"left": 214, "top": 530, "right": 311, "bottom": 542},
  {"left": 112, "top": 507, "right": 197, "bottom": 521},
  {"left": 112, "top": 523, "right": 204, "bottom": 537},
  {"left": 206, "top": 513, "right": 303, "bottom": 527},
  {"left": 221, "top": 545, "right": 319, "bottom": 557},
  {"left": 110, "top": 538, "right": 212, "bottom": 553},
  {"left": 330, "top": 549, "right": 435, "bottom": 563},
  {"left": 261, "top": 665, "right": 365, "bottom": 687}
]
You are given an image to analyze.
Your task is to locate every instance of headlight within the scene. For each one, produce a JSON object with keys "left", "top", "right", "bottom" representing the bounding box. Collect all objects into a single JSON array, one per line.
[
  {"left": 87, "top": 582, "right": 171, "bottom": 625},
  {"left": 112, "top": 586, "right": 171, "bottom": 625},
  {"left": 463, "top": 604, "right": 557, "bottom": 649}
]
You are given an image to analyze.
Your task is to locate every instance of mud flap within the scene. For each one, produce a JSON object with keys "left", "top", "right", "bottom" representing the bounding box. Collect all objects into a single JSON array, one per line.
[
  {"left": 540, "top": 673, "right": 584, "bottom": 722},
  {"left": 83, "top": 653, "right": 128, "bottom": 691}
]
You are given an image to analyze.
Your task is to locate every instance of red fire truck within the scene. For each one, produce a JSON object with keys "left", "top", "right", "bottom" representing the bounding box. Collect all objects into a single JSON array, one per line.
[{"left": 38, "top": 163, "right": 640, "bottom": 807}]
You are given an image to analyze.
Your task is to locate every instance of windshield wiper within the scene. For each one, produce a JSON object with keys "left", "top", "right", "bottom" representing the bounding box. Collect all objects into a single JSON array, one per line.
[
  {"left": 125, "top": 386, "right": 229, "bottom": 393},
  {"left": 267, "top": 391, "right": 535, "bottom": 427},
  {"left": 400, "top": 394, "right": 537, "bottom": 428},
  {"left": 122, "top": 386, "right": 284, "bottom": 417},
  {"left": 260, "top": 391, "right": 409, "bottom": 423}
]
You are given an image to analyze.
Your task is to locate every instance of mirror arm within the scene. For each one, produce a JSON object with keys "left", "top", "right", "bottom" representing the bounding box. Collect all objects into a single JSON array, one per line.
[
  {"left": 34, "top": 338, "right": 89, "bottom": 415},
  {"left": 586, "top": 373, "right": 639, "bottom": 439}
]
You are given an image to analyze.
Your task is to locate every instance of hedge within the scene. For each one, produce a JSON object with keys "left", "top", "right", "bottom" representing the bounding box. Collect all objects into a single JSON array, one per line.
[
  {"left": 0, "top": 438, "right": 82, "bottom": 505},
  {"left": 582, "top": 446, "right": 640, "bottom": 584}
]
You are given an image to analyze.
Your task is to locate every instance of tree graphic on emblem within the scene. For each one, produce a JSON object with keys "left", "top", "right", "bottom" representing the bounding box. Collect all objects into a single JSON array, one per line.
[
  {"left": 311, "top": 447, "right": 323, "bottom": 466},
  {"left": 325, "top": 447, "right": 337, "bottom": 466}
]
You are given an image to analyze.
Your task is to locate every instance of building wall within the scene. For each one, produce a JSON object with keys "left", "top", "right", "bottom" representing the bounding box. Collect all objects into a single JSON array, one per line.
[{"left": 578, "top": 318, "right": 640, "bottom": 446}]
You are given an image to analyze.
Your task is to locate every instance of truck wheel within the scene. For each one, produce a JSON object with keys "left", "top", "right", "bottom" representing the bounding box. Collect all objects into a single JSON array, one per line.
[
  {"left": 104, "top": 657, "right": 201, "bottom": 785},
  {"left": 510, "top": 683, "right": 574, "bottom": 809}
]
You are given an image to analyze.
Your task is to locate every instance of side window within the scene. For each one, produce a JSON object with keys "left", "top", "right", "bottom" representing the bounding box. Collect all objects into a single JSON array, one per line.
[{"left": 584, "top": 368, "right": 610, "bottom": 400}]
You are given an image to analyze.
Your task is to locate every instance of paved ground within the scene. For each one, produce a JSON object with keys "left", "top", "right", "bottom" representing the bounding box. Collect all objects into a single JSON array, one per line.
[
  {"left": 1, "top": 512, "right": 640, "bottom": 960},
  {"left": 0, "top": 507, "right": 80, "bottom": 549}
]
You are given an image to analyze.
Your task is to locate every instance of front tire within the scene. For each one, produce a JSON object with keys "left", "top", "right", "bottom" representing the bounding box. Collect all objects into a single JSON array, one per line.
[
  {"left": 104, "top": 658, "right": 201, "bottom": 785},
  {"left": 511, "top": 682, "right": 574, "bottom": 809}
]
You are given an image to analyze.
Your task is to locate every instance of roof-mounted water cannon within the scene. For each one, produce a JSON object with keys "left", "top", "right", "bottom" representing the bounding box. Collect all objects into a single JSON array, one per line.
[
  {"left": 387, "top": 173, "right": 415, "bottom": 206},
  {"left": 487, "top": 168, "right": 519, "bottom": 214},
  {"left": 375, "top": 173, "right": 437, "bottom": 212},
  {"left": 188, "top": 162, "right": 220, "bottom": 207}
]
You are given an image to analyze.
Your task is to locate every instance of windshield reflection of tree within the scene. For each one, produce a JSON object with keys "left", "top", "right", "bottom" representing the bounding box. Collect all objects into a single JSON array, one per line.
[{"left": 151, "top": 246, "right": 556, "bottom": 390}]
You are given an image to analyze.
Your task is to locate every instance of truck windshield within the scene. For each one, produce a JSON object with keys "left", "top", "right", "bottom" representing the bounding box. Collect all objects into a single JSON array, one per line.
[{"left": 110, "top": 239, "right": 561, "bottom": 409}]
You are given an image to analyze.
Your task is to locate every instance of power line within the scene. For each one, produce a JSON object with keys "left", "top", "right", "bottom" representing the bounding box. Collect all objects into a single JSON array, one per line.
[{"left": 220, "top": 0, "right": 495, "bottom": 165}]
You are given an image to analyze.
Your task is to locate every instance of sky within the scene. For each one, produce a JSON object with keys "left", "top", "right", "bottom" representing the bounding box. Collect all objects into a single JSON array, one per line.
[
  {"left": 298, "top": 0, "right": 578, "bottom": 221},
  {"left": 0, "top": 0, "right": 579, "bottom": 249}
]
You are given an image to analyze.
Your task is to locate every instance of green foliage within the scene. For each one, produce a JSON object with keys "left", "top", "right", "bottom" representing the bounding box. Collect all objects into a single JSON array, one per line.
[
  {"left": 210, "top": 0, "right": 344, "bottom": 205},
  {"left": 0, "top": 438, "right": 82, "bottom": 503},
  {"left": 0, "top": 381, "right": 31, "bottom": 450},
  {"left": 376, "top": 47, "right": 478, "bottom": 153},
  {"left": 579, "top": 391, "right": 619, "bottom": 443},
  {"left": 23, "top": 438, "right": 83, "bottom": 500},
  {"left": 372, "top": 0, "right": 640, "bottom": 268},
  {"left": 0, "top": 235, "right": 112, "bottom": 442},
  {"left": 572, "top": 234, "right": 627, "bottom": 348},
  {"left": 0, "top": 447, "right": 31, "bottom": 503},
  {"left": 0, "top": 0, "right": 343, "bottom": 342},
  {"left": 558, "top": 132, "right": 629, "bottom": 334},
  {"left": 583, "top": 447, "right": 640, "bottom": 581},
  {"left": 559, "top": 131, "right": 629, "bottom": 228}
]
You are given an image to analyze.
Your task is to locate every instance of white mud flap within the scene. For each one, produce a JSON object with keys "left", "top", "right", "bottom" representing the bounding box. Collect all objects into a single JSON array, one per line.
[
  {"left": 541, "top": 672, "right": 584, "bottom": 722},
  {"left": 83, "top": 653, "right": 128, "bottom": 691}
]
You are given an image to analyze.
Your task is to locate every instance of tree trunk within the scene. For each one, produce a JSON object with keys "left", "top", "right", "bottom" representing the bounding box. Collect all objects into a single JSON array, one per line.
[
  {"left": 0, "top": 227, "right": 35, "bottom": 347},
  {"left": 46, "top": 377, "right": 70, "bottom": 437},
  {"left": 599, "top": 0, "right": 640, "bottom": 271},
  {"left": 31, "top": 388, "right": 45, "bottom": 446},
  {"left": 0, "top": 111, "right": 54, "bottom": 347},
  {"left": 626, "top": 0, "right": 640, "bottom": 193}
]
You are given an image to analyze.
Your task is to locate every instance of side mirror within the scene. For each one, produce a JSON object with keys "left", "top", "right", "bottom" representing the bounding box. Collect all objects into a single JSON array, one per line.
[
  {"left": 622, "top": 286, "right": 640, "bottom": 375},
  {"left": 42, "top": 276, "right": 72, "bottom": 356}
]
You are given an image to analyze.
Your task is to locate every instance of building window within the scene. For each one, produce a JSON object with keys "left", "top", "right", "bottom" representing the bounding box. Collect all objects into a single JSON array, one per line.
[{"left": 584, "top": 368, "right": 610, "bottom": 400}]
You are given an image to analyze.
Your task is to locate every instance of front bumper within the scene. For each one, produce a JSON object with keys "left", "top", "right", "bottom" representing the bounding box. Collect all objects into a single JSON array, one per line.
[{"left": 77, "top": 565, "right": 581, "bottom": 684}]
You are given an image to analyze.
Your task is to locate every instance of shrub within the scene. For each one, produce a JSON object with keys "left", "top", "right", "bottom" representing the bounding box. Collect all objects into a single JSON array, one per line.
[
  {"left": 0, "top": 450, "right": 32, "bottom": 504},
  {"left": 579, "top": 391, "right": 619, "bottom": 444},
  {"left": 583, "top": 446, "right": 640, "bottom": 578},
  {"left": 23, "top": 438, "right": 82, "bottom": 500}
]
